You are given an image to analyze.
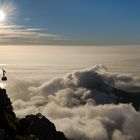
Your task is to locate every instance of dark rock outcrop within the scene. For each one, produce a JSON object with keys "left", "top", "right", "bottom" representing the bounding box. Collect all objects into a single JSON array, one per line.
[
  {"left": 0, "top": 88, "right": 17, "bottom": 140},
  {"left": 0, "top": 88, "right": 68, "bottom": 140},
  {"left": 20, "top": 113, "right": 67, "bottom": 140}
]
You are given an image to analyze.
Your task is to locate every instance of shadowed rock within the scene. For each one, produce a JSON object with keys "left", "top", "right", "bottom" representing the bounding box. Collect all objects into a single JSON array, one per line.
[
  {"left": 20, "top": 113, "right": 67, "bottom": 140},
  {"left": 0, "top": 88, "right": 68, "bottom": 140}
]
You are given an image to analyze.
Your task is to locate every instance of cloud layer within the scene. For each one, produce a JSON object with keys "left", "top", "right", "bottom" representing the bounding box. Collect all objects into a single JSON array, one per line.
[
  {"left": 10, "top": 65, "right": 140, "bottom": 140},
  {"left": 0, "top": 25, "right": 64, "bottom": 44}
]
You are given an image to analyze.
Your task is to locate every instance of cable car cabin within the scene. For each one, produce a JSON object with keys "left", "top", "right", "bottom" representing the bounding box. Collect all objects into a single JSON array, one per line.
[
  {"left": 1, "top": 69, "right": 7, "bottom": 81},
  {"left": 2, "top": 76, "right": 7, "bottom": 81}
]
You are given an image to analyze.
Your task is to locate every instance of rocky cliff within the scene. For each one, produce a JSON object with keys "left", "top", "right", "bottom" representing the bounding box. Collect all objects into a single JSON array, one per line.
[{"left": 0, "top": 88, "right": 68, "bottom": 140}]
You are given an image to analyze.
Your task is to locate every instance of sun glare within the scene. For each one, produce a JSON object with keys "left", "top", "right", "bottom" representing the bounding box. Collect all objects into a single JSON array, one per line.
[
  {"left": 0, "top": 1, "right": 16, "bottom": 26},
  {"left": 0, "top": 10, "right": 6, "bottom": 22}
]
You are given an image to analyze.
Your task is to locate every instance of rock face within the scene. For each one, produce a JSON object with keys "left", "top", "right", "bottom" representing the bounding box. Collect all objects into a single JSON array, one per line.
[
  {"left": 20, "top": 113, "right": 67, "bottom": 140},
  {"left": 0, "top": 88, "right": 17, "bottom": 140},
  {"left": 0, "top": 88, "right": 68, "bottom": 140}
]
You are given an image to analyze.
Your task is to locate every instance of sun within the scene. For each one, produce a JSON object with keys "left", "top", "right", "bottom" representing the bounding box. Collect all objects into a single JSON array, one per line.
[
  {"left": 0, "top": 10, "right": 6, "bottom": 22},
  {"left": 0, "top": 1, "right": 17, "bottom": 26}
]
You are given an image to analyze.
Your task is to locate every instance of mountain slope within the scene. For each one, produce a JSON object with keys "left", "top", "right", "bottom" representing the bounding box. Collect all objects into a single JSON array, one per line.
[{"left": 0, "top": 88, "right": 68, "bottom": 140}]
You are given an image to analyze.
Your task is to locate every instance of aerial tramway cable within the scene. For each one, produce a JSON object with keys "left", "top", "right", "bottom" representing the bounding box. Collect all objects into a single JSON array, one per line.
[{"left": 0, "top": 67, "right": 29, "bottom": 99}]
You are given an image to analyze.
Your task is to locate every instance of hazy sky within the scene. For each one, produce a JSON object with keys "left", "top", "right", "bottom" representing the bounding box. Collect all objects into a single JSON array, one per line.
[{"left": 0, "top": 0, "right": 140, "bottom": 45}]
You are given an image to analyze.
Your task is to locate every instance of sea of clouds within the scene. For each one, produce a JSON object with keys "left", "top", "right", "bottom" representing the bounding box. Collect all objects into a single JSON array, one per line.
[{"left": 6, "top": 65, "right": 140, "bottom": 140}]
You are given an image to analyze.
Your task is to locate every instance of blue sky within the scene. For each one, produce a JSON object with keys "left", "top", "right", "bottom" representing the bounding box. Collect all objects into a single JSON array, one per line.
[{"left": 0, "top": 0, "right": 140, "bottom": 45}]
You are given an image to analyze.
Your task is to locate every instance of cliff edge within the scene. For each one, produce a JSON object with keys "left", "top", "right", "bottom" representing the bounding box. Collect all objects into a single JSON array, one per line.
[{"left": 0, "top": 88, "right": 68, "bottom": 140}]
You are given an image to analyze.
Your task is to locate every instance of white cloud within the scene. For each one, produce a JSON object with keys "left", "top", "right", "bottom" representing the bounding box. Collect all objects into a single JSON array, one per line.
[
  {"left": 9, "top": 65, "right": 140, "bottom": 140},
  {"left": 0, "top": 25, "right": 64, "bottom": 44}
]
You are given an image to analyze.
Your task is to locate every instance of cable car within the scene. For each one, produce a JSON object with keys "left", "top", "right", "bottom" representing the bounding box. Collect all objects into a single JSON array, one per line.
[
  {"left": 1, "top": 69, "right": 7, "bottom": 81},
  {"left": 2, "top": 76, "right": 7, "bottom": 81}
]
